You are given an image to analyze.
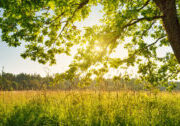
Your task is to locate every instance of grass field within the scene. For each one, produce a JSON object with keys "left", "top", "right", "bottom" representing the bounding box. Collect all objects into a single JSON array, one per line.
[{"left": 0, "top": 90, "right": 180, "bottom": 126}]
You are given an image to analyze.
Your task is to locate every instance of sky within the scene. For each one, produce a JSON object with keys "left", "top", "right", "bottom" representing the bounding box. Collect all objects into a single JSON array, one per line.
[
  {"left": 0, "top": 5, "right": 104, "bottom": 77},
  {"left": 0, "top": 5, "right": 173, "bottom": 77}
]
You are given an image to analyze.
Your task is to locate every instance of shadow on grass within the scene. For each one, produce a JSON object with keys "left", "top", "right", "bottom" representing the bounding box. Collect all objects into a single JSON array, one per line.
[{"left": 4, "top": 100, "right": 59, "bottom": 126}]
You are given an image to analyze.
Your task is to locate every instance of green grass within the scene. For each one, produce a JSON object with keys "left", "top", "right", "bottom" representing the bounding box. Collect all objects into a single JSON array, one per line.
[{"left": 0, "top": 91, "right": 180, "bottom": 126}]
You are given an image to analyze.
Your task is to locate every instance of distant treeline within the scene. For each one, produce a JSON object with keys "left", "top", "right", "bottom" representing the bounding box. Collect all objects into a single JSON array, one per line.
[
  {"left": 0, "top": 72, "right": 180, "bottom": 91},
  {"left": 0, "top": 72, "right": 53, "bottom": 90},
  {"left": 0, "top": 72, "right": 143, "bottom": 91}
]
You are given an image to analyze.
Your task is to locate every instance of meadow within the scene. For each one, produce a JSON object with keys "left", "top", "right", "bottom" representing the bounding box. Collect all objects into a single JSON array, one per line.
[{"left": 0, "top": 90, "right": 180, "bottom": 126}]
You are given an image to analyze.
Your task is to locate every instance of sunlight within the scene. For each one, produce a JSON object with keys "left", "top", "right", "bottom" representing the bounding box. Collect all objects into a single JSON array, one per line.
[
  {"left": 110, "top": 45, "right": 128, "bottom": 59},
  {"left": 95, "top": 46, "right": 101, "bottom": 51},
  {"left": 1, "top": 1, "right": 180, "bottom": 125},
  {"left": 0, "top": 1, "right": 174, "bottom": 79}
]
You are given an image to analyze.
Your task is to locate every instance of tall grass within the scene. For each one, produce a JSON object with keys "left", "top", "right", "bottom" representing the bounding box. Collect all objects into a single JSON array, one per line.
[{"left": 0, "top": 91, "right": 180, "bottom": 126}]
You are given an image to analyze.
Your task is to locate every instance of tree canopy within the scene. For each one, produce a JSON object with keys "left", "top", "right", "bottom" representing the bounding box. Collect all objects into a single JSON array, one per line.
[{"left": 0, "top": 0, "right": 180, "bottom": 89}]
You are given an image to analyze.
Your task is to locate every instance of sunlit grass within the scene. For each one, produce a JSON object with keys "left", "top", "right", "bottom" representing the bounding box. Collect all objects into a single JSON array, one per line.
[{"left": 0, "top": 91, "right": 180, "bottom": 126}]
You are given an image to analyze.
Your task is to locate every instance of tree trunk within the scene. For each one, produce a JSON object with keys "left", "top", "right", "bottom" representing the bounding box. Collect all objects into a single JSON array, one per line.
[{"left": 154, "top": 0, "right": 180, "bottom": 63}]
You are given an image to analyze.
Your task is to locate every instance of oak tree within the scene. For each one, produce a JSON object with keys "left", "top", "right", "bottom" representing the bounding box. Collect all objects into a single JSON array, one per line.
[{"left": 0, "top": 0, "right": 180, "bottom": 89}]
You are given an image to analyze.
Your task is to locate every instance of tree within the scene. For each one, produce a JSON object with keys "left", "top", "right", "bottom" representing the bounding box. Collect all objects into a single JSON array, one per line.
[{"left": 0, "top": 0, "right": 180, "bottom": 89}]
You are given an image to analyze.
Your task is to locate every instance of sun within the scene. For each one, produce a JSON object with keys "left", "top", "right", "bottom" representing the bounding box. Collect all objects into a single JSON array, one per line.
[{"left": 95, "top": 46, "right": 101, "bottom": 51}]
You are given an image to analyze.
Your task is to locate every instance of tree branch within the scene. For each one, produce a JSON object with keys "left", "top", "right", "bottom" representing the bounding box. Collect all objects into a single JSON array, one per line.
[
  {"left": 54, "top": 0, "right": 89, "bottom": 43},
  {"left": 141, "top": 21, "right": 156, "bottom": 37},
  {"left": 137, "top": 0, "right": 151, "bottom": 11},
  {"left": 44, "top": 0, "right": 89, "bottom": 27},
  {"left": 145, "top": 35, "right": 165, "bottom": 48},
  {"left": 123, "top": 16, "right": 163, "bottom": 29},
  {"left": 109, "top": 35, "right": 166, "bottom": 65}
]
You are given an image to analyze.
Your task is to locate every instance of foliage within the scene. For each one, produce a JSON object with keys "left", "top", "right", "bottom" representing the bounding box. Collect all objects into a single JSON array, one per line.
[{"left": 0, "top": 0, "right": 180, "bottom": 89}]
